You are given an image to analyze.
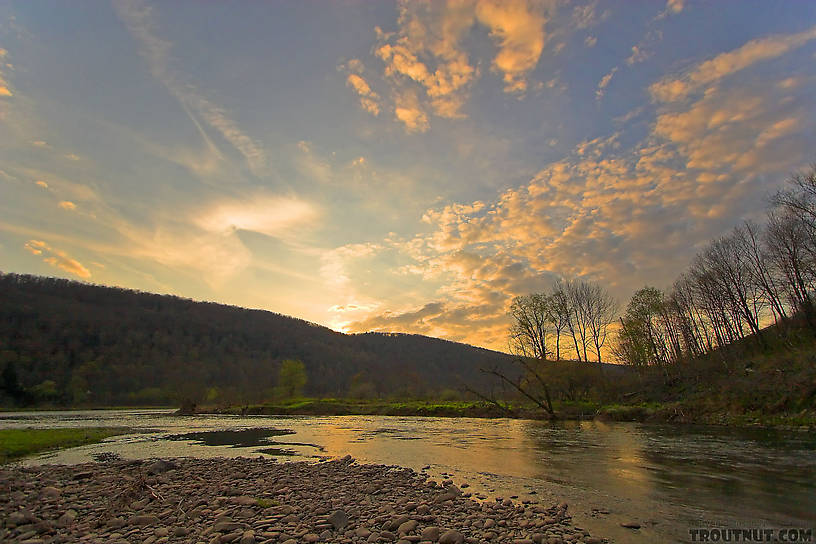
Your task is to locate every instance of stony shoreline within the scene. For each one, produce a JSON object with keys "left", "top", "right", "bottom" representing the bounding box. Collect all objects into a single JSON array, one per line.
[{"left": 1, "top": 456, "right": 606, "bottom": 544}]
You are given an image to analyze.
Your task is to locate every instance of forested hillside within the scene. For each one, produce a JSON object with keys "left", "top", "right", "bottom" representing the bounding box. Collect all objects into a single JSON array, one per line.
[{"left": 0, "top": 273, "right": 514, "bottom": 407}]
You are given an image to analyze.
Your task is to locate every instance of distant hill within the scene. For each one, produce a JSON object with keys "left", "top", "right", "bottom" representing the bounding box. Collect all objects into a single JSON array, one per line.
[{"left": 0, "top": 272, "right": 516, "bottom": 406}]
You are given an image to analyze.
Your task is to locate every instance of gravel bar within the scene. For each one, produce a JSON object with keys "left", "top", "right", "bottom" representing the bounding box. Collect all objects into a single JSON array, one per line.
[{"left": 1, "top": 456, "right": 606, "bottom": 544}]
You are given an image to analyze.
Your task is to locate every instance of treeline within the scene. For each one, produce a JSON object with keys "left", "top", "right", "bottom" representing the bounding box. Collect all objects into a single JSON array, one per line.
[
  {"left": 510, "top": 280, "right": 617, "bottom": 363},
  {"left": 0, "top": 274, "right": 515, "bottom": 407},
  {"left": 616, "top": 166, "right": 816, "bottom": 367}
]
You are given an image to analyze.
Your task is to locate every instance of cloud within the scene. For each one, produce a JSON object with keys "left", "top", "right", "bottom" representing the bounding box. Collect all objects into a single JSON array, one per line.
[
  {"left": 35, "top": 180, "right": 48, "bottom": 189},
  {"left": 64, "top": 153, "right": 80, "bottom": 161},
  {"left": 475, "top": 0, "right": 550, "bottom": 94},
  {"left": 572, "top": 2, "right": 607, "bottom": 29},
  {"left": 58, "top": 200, "right": 77, "bottom": 210},
  {"left": 193, "top": 195, "right": 319, "bottom": 239},
  {"left": 0, "top": 47, "right": 11, "bottom": 98},
  {"left": 393, "top": 89, "right": 429, "bottom": 133},
  {"left": 31, "top": 140, "right": 50, "bottom": 148},
  {"left": 650, "top": 25, "right": 816, "bottom": 102},
  {"left": 666, "top": 0, "right": 684, "bottom": 14},
  {"left": 346, "top": 72, "right": 381, "bottom": 116},
  {"left": 24, "top": 240, "right": 91, "bottom": 279},
  {"left": 584, "top": 36, "right": 597, "bottom": 48},
  {"left": 340, "top": 31, "right": 815, "bottom": 350},
  {"left": 114, "top": 0, "right": 266, "bottom": 175},
  {"left": 626, "top": 45, "right": 650, "bottom": 65},
  {"left": 363, "top": 0, "right": 554, "bottom": 131},
  {"left": 595, "top": 66, "right": 617, "bottom": 100}
]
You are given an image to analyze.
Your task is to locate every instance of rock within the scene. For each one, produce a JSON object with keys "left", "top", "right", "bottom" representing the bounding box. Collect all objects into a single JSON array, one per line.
[
  {"left": 214, "top": 522, "right": 244, "bottom": 533},
  {"left": 320, "top": 529, "right": 332, "bottom": 540},
  {"left": 381, "top": 530, "right": 396, "bottom": 540},
  {"left": 434, "top": 492, "right": 458, "bottom": 503},
  {"left": 147, "top": 460, "right": 177, "bottom": 475},
  {"left": 240, "top": 530, "right": 256, "bottom": 544},
  {"left": 421, "top": 526, "right": 441, "bottom": 541},
  {"left": 439, "top": 529, "right": 464, "bottom": 544},
  {"left": 386, "top": 515, "right": 412, "bottom": 531},
  {"left": 356, "top": 527, "right": 372, "bottom": 538},
  {"left": 328, "top": 509, "right": 349, "bottom": 530},
  {"left": 107, "top": 517, "right": 126, "bottom": 529},
  {"left": 155, "top": 527, "right": 169, "bottom": 537},
  {"left": 41, "top": 486, "right": 61, "bottom": 499},
  {"left": 174, "top": 527, "right": 190, "bottom": 537},
  {"left": 585, "top": 538, "right": 602, "bottom": 544},
  {"left": 128, "top": 514, "right": 160, "bottom": 526},
  {"left": 620, "top": 522, "right": 641, "bottom": 529},
  {"left": 72, "top": 471, "right": 93, "bottom": 480},
  {"left": 303, "top": 534, "right": 320, "bottom": 543},
  {"left": 281, "top": 540, "right": 298, "bottom": 544},
  {"left": 57, "top": 509, "right": 77, "bottom": 527},
  {"left": 397, "top": 520, "right": 418, "bottom": 534}
]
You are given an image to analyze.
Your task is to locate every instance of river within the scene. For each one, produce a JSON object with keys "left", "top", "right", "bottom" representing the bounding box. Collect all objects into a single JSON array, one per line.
[{"left": 1, "top": 410, "right": 814, "bottom": 543}]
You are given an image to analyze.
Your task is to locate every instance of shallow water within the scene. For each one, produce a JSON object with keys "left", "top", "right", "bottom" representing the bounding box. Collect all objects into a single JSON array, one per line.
[{"left": 1, "top": 410, "right": 814, "bottom": 543}]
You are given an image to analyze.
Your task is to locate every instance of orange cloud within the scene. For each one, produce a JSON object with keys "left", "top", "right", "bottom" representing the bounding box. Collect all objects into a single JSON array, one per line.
[
  {"left": 650, "top": 25, "right": 816, "bottom": 102},
  {"left": 58, "top": 200, "right": 77, "bottom": 210},
  {"left": 346, "top": 72, "right": 381, "bottom": 116},
  {"left": 475, "top": 0, "right": 549, "bottom": 94},
  {"left": 24, "top": 240, "right": 91, "bottom": 279}
]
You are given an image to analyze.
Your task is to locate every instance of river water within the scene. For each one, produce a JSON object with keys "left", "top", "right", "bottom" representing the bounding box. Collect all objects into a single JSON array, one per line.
[{"left": 1, "top": 410, "right": 814, "bottom": 543}]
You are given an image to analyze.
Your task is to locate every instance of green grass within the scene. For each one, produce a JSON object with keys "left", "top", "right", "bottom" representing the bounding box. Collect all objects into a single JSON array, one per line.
[
  {"left": 0, "top": 427, "right": 130, "bottom": 463},
  {"left": 210, "top": 397, "right": 529, "bottom": 418}
]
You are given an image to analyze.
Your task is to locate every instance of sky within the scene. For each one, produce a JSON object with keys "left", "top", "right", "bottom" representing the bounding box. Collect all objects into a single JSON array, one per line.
[{"left": 1, "top": 1, "right": 815, "bottom": 353}]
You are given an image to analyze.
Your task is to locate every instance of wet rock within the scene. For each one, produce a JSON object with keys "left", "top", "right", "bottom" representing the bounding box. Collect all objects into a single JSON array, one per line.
[{"left": 620, "top": 522, "right": 641, "bottom": 529}]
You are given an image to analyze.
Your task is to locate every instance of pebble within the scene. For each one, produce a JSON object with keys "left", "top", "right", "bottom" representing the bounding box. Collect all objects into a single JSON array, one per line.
[{"left": 0, "top": 458, "right": 605, "bottom": 544}]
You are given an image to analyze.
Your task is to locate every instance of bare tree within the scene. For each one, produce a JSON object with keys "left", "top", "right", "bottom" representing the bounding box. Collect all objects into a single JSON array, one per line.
[
  {"left": 585, "top": 282, "right": 618, "bottom": 364},
  {"left": 509, "top": 294, "right": 550, "bottom": 360}
]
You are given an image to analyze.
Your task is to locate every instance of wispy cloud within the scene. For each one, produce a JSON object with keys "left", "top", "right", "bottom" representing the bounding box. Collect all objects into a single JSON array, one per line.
[
  {"left": 58, "top": 200, "right": 76, "bottom": 210},
  {"left": 114, "top": 0, "right": 267, "bottom": 175},
  {"left": 595, "top": 66, "right": 617, "bottom": 100},
  {"left": 24, "top": 239, "right": 91, "bottom": 279},
  {"left": 345, "top": 70, "right": 381, "bottom": 116},
  {"left": 0, "top": 47, "right": 11, "bottom": 98},
  {"left": 650, "top": 24, "right": 816, "bottom": 102}
]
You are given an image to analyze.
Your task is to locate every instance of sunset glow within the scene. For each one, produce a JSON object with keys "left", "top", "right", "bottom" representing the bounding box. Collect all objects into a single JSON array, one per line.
[{"left": 2, "top": 1, "right": 815, "bottom": 350}]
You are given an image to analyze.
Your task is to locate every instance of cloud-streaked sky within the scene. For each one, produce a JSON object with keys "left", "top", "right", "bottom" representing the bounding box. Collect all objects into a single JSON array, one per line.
[{"left": 2, "top": 1, "right": 815, "bottom": 351}]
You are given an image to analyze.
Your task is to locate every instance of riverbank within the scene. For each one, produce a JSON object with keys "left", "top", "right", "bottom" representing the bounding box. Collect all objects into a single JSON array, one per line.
[
  {"left": 0, "top": 428, "right": 130, "bottom": 464},
  {"left": 0, "top": 456, "right": 606, "bottom": 544},
  {"left": 195, "top": 398, "right": 816, "bottom": 429}
]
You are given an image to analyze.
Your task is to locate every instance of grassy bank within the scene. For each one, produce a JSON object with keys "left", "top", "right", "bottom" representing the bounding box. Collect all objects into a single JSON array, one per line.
[
  {"left": 203, "top": 398, "right": 529, "bottom": 418},
  {"left": 0, "top": 427, "right": 130, "bottom": 463}
]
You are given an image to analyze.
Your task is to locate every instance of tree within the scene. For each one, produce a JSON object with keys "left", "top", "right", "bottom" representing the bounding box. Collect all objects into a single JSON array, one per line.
[
  {"left": 614, "top": 287, "right": 665, "bottom": 367},
  {"left": 509, "top": 294, "right": 551, "bottom": 360},
  {"left": 275, "top": 359, "right": 307, "bottom": 399}
]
